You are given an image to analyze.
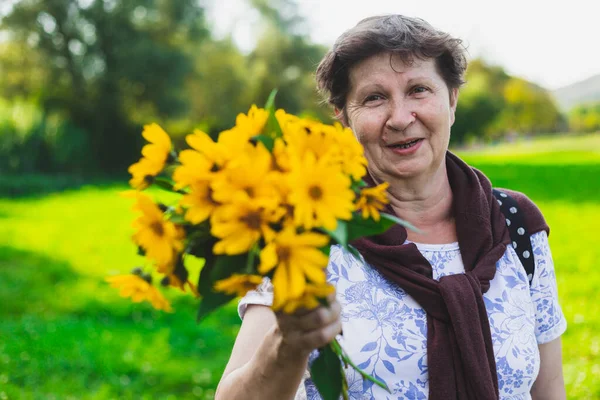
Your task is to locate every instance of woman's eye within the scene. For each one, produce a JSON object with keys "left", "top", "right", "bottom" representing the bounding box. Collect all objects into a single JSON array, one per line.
[
  {"left": 412, "top": 86, "right": 429, "bottom": 94},
  {"left": 365, "top": 94, "right": 383, "bottom": 103}
]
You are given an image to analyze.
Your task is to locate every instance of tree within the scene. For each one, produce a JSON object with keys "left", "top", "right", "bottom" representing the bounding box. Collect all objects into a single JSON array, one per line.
[
  {"left": 245, "top": 0, "right": 330, "bottom": 122},
  {"left": 569, "top": 102, "right": 600, "bottom": 132},
  {"left": 452, "top": 59, "right": 507, "bottom": 144},
  {"left": 0, "top": 0, "right": 208, "bottom": 174},
  {"left": 497, "top": 78, "right": 562, "bottom": 135}
]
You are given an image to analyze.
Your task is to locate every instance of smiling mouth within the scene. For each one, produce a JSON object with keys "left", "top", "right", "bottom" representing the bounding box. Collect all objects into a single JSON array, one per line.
[{"left": 388, "top": 139, "right": 423, "bottom": 149}]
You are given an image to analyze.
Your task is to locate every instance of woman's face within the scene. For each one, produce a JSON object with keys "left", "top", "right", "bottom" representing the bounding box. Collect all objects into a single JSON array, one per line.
[{"left": 344, "top": 52, "right": 458, "bottom": 183}]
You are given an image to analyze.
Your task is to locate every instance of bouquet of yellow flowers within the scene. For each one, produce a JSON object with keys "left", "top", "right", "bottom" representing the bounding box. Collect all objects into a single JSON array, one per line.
[{"left": 107, "top": 92, "right": 414, "bottom": 399}]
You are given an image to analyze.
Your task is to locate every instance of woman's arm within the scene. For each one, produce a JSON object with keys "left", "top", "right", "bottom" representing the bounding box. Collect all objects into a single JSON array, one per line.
[
  {"left": 215, "top": 296, "right": 342, "bottom": 400},
  {"left": 530, "top": 337, "right": 566, "bottom": 400}
]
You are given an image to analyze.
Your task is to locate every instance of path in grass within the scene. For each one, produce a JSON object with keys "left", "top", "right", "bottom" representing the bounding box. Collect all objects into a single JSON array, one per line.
[{"left": 1, "top": 133, "right": 598, "bottom": 399}]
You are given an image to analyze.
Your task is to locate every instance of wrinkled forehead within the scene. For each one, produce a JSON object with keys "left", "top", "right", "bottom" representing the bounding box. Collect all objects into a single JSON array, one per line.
[{"left": 348, "top": 52, "right": 439, "bottom": 93}]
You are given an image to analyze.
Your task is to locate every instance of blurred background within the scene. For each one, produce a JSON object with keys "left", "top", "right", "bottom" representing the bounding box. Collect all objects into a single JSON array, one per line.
[{"left": 0, "top": 0, "right": 598, "bottom": 399}]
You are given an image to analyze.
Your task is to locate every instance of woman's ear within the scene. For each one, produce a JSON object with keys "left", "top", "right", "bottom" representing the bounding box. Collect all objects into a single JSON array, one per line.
[
  {"left": 335, "top": 107, "right": 349, "bottom": 127},
  {"left": 449, "top": 88, "right": 459, "bottom": 126}
]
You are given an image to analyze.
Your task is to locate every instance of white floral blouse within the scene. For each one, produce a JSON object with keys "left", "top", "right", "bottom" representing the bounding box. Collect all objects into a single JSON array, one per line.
[{"left": 238, "top": 231, "right": 567, "bottom": 399}]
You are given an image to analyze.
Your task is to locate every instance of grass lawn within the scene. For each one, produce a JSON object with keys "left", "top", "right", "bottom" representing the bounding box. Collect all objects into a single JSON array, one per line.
[{"left": 1, "top": 133, "right": 599, "bottom": 399}]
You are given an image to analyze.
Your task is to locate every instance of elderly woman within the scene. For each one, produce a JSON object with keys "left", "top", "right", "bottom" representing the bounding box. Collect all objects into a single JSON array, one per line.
[{"left": 215, "top": 15, "right": 567, "bottom": 400}]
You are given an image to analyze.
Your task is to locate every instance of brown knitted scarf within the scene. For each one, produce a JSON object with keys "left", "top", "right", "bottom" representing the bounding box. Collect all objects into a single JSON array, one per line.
[{"left": 351, "top": 151, "right": 529, "bottom": 399}]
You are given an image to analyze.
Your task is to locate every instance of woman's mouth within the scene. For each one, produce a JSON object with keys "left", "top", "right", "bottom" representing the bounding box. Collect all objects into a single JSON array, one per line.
[
  {"left": 387, "top": 138, "right": 424, "bottom": 155},
  {"left": 389, "top": 139, "right": 422, "bottom": 149}
]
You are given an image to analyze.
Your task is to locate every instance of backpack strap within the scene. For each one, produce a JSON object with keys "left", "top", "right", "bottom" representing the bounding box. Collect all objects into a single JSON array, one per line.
[{"left": 492, "top": 189, "right": 535, "bottom": 286}]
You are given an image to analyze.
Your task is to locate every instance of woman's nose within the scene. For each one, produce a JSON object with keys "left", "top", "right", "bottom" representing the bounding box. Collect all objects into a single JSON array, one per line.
[{"left": 386, "top": 100, "right": 417, "bottom": 133}]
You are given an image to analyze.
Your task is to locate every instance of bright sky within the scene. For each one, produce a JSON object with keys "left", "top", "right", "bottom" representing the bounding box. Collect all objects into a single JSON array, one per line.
[{"left": 208, "top": 0, "right": 600, "bottom": 90}]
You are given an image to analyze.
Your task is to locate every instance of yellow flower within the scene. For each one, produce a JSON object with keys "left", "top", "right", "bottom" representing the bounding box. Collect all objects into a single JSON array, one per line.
[
  {"left": 235, "top": 105, "right": 268, "bottom": 137},
  {"left": 128, "top": 157, "right": 163, "bottom": 190},
  {"left": 276, "top": 111, "right": 367, "bottom": 181},
  {"left": 127, "top": 123, "right": 172, "bottom": 190},
  {"left": 355, "top": 182, "right": 390, "bottom": 222},
  {"left": 211, "top": 142, "right": 279, "bottom": 207},
  {"left": 327, "top": 123, "right": 368, "bottom": 181},
  {"left": 275, "top": 109, "right": 319, "bottom": 139},
  {"left": 258, "top": 227, "right": 330, "bottom": 310},
  {"left": 186, "top": 104, "right": 268, "bottom": 169},
  {"left": 126, "top": 191, "right": 185, "bottom": 267},
  {"left": 180, "top": 180, "right": 219, "bottom": 224},
  {"left": 288, "top": 152, "right": 355, "bottom": 231},
  {"left": 141, "top": 123, "right": 172, "bottom": 166},
  {"left": 172, "top": 149, "right": 214, "bottom": 190},
  {"left": 185, "top": 129, "right": 229, "bottom": 166},
  {"left": 164, "top": 274, "right": 199, "bottom": 296},
  {"left": 272, "top": 138, "right": 291, "bottom": 171},
  {"left": 281, "top": 282, "right": 335, "bottom": 314},
  {"left": 105, "top": 274, "right": 172, "bottom": 312},
  {"left": 276, "top": 111, "right": 337, "bottom": 160},
  {"left": 214, "top": 274, "right": 264, "bottom": 297},
  {"left": 211, "top": 193, "right": 284, "bottom": 255},
  {"left": 185, "top": 126, "right": 258, "bottom": 168}
]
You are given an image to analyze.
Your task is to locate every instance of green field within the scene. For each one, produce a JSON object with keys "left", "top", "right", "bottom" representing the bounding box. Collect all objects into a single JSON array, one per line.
[{"left": 1, "top": 133, "right": 599, "bottom": 399}]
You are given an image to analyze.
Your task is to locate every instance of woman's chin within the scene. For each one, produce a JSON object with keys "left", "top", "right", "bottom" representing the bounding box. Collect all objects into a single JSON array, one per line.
[{"left": 387, "top": 158, "right": 430, "bottom": 179}]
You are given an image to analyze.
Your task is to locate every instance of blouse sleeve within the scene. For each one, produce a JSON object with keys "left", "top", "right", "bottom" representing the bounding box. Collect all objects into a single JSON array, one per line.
[
  {"left": 529, "top": 231, "right": 568, "bottom": 344},
  {"left": 237, "top": 277, "right": 274, "bottom": 319}
]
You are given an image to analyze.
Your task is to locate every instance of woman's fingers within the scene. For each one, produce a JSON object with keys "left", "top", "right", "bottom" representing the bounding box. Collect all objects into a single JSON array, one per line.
[
  {"left": 296, "top": 318, "right": 343, "bottom": 350},
  {"left": 277, "top": 299, "right": 341, "bottom": 333},
  {"left": 274, "top": 296, "right": 343, "bottom": 355},
  {"left": 280, "top": 317, "right": 343, "bottom": 353}
]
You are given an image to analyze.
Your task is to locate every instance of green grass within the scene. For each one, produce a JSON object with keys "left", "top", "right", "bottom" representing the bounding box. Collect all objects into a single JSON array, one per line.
[{"left": 1, "top": 133, "right": 599, "bottom": 399}]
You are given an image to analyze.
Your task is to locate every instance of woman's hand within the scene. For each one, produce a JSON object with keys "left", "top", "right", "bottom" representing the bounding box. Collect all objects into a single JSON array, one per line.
[
  {"left": 274, "top": 293, "right": 343, "bottom": 360},
  {"left": 215, "top": 294, "right": 343, "bottom": 400}
]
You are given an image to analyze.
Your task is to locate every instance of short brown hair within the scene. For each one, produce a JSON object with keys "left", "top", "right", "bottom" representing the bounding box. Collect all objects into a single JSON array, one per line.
[{"left": 316, "top": 15, "right": 468, "bottom": 110}]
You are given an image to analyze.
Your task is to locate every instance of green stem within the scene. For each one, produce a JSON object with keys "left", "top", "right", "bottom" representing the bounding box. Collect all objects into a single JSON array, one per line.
[{"left": 330, "top": 339, "right": 390, "bottom": 393}]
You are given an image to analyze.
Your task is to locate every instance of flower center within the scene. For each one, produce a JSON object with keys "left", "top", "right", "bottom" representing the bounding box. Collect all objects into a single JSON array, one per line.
[
  {"left": 309, "top": 185, "right": 323, "bottom": 200},
  {"left": 243, "top": 280, "right": 258, "bottom": 289},
  {"left": 244, "top": 187, "right": 255, "bottom": 197},
  {"left": 241, "top": 211, "right": 262, "bottom": 230},
  {"left": 276, "top": 246, "right": 291, "bottom": 263},
  {"left": 206, "top": 187, "right": 219, "bottom": 205},
  {"left": 150, "top": 221, "right": 165, "bottom": 237}
]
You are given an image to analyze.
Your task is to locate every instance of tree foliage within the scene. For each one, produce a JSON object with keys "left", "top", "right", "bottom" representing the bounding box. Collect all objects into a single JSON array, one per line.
[
  {"left": 0, "top": 1, "right": 570, "bottom": 175},
  {"left": 452, "top": 59, "right": 563, "bottom": 145},
  {"left": 1, "top": 0, "right": 208, "bottom": 174},
  {"left": 569, "top": 102, "right": 600, "bottom": 133}
]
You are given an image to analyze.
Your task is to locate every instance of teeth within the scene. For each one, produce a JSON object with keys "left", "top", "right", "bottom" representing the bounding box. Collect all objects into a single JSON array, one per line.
[{"left": 393, "top": 139, "right": 419, "bottom": 149}]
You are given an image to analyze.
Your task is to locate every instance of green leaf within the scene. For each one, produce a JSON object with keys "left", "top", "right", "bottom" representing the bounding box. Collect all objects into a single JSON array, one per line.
[
  {"left": 198, "top": 254, "right": 247, "bottom": 296},
  {"left": 168, "top": 213, "right": 187, "bottom": 225},
  {"left": 197, "top": 253, "right": 246, "bottom": 297},
  {"left": 252, "top": 134, "right": 275, "bottom": 151},
  {"left": 380, "top": 212, "right": 421, "bottom": 233},
  {"left": 263, "top": 88, "right": 283, "bottom": 141},
  {"left": 197, "top": 253, "right": 217, "bottom": 298},
  {"left": 245, "top": 244, "right": 260, "bottom": 275},
  {"left": 197, "top": 254, "right": 248, "bottom": 321},
  {"left": 264, "top": 88, "right": 278, "bottom": 111},
  {"left": 197, "top": 291, "right": 236, "bottom": 322},
  {"left": 325, "top": 220, "right": 348, "bottom": 247},
  {"left": 185, "top": 232, "right": 213, "bottom": 259},
  {"left": 153, "top": 177, "right": 176, "bottom": 192},
  {"left": 319, "top": 245, "right": 332, "bottom": 257},
  {"left": 153, "top": 176, "right": 187, "bottom": 195},
  {"left": 351, "top": 179, "right": 368, "bottom": 192},
  {"left": 346, "top": 244, "right": 362, "bottom": 260},
  {"left": 346, "top": 212, "right": 421, "bottom": 243},
  {"left": 346, "top": 213, "right": 393, "bottom": 242},
  {"left": 310, "top": 345, "right": 343, "bottom": 400}
]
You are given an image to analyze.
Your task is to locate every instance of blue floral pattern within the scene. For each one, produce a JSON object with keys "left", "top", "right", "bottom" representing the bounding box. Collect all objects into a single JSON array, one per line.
[{"left": 238, "top": 231, "right": 566, "bottom": 399}]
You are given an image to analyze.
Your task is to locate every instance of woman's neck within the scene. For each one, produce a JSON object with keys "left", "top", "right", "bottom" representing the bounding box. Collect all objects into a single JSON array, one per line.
[{"left": 381, "top": 164, "right": 456, "bottom": 244}]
